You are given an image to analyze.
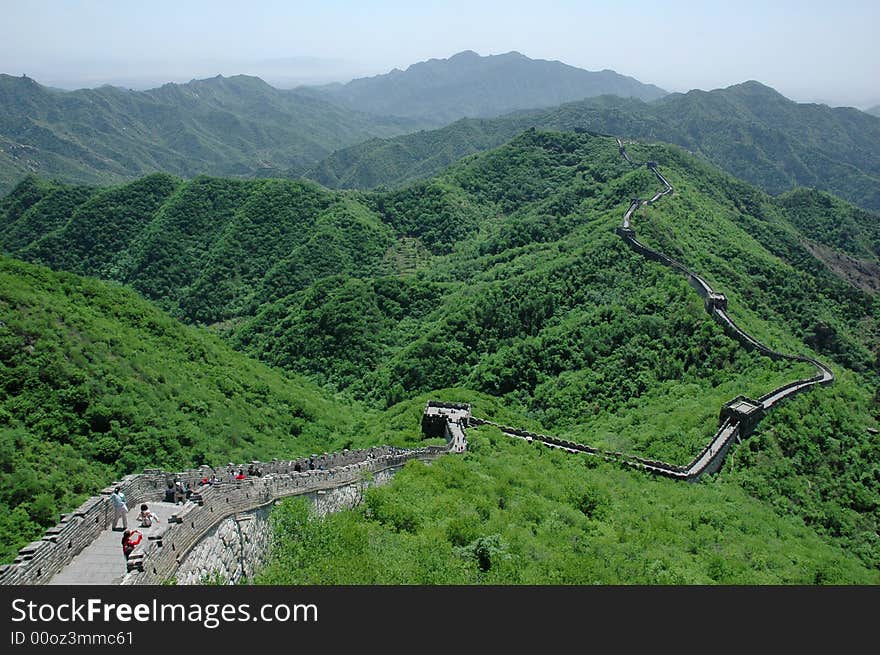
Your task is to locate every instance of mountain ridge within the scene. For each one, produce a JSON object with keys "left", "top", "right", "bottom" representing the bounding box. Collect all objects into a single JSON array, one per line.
[
  {"left": 0, "top": 72, "right": 426, "bottom": 195},
  {"left": 298, "top": 50, "right": 667, "bottom": 123},
  {"left": 302, "top": 80, "right": 880, "bottom": 212}
]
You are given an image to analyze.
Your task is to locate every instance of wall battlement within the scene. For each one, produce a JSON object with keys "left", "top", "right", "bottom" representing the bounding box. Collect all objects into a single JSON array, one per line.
[{"left": 1, "top": 434, "right": 461, "bottom": 585}]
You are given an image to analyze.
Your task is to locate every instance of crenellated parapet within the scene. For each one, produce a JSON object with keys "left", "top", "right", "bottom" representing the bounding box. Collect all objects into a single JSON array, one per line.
[
  {"left": 0, "top": 439, "right": 460, "bottom": 585},
  {"left": 122, "top": 444, "right": 454, "bottom": 584}
]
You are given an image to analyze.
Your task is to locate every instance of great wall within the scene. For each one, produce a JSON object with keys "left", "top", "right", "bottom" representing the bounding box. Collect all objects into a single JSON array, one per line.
[
  {"left": 0, "top": 136, "right": 834, "bottom": 585},
  {"left": 467, "top": 139, "right": 834, "bottom": 480}
]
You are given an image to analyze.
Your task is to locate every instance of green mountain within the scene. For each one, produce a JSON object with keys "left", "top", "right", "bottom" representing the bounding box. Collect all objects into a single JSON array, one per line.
[
  {"left": 300, "top": 50, "right": 667, "bottom": 123},
  {"left": 303, "top": 81, "right": 880, "bottom": 212},
  {"left": 2, "top": 130, "right": 878, "bottom": 579},
  {"left": 0, "top": 73, "right": 424, "bottom": 195},
  {"left": 0, "top": 255, "right": 382, "bottom": 562}
]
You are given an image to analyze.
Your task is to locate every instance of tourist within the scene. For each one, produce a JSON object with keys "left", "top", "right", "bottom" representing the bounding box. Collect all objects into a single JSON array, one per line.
[
  {"left": 173, "top": 478, "right": 185, "bottom": 504},
  {"left": 235, "top": 469, "right": 246, "bottom": 480},
  {"left": 121, "top": 529, "right": 142, "bottom": 561},
  {"left": 163, "top": 481, "right": 176, "bottom": 503},
  {"left": 137, "top": 504, "right": 159, "bottom": 528},
  {"left": 110, "top": 487, "right": 128, "bottom": 531}
]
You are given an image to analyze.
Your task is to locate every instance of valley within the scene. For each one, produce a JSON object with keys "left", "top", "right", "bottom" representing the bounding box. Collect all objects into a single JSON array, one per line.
[
  {"left": 1, "top": 129, "right": 877, "bottom": 583},
  {"left": 1, "top": 37, "right": 878, "bottom": 586}
]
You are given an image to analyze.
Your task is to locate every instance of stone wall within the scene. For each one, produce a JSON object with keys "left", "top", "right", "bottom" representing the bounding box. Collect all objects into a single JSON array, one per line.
[
  {"left": 173, "top": 466, "right": 401, "bottom": 585},
  {"left": 604, "top": 141, "right": 833, "bottom": 478},
  {"left": 0, "top": 469, "right": 169, "bottom": 585},
  {"left": 175, "top": 506, "right": 273, "bottom": 585},
  {"left": 475, "top": 140, "right": 835, "bottom": 484},
  {"left": 0, "top": 437, "right": 457, "bottom": 586},
  {"left": 119, "top": 447, "right": 455, "bottom": 585}
]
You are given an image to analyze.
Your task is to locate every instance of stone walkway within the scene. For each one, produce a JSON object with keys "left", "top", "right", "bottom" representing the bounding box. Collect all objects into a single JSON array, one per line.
[{"left": 49, "top": 501, "right": 184, "bottom": 585}]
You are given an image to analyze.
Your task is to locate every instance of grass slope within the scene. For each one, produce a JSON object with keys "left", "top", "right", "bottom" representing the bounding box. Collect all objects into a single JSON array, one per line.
[{"left": 257, "top": 416, "right": 878, "bottom": 584}]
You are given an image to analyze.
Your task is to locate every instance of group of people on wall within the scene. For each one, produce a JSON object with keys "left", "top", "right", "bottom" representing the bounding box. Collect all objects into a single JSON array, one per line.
[
  {"left": 110, "top": 487, "right": 159, "bottom": 563},
  {"left": 109, "top": 461, "right": 266, "bottom": 568}
]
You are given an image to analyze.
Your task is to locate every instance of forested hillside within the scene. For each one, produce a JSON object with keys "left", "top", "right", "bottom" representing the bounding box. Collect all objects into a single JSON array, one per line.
[
  {"left": 0, "top": 73, "right": 423, "bottom": 195},
  {"left": 257, "top": 421, "right": 879, "bottom": 584},
  {"left": 0, "top": 255, "right": 381, "bottom": 562},
  {"left": 2, "top": 131, "right": 878, "bottom": 578},
  {"left": 303, "top": 82, "right": 880, "bottom": 212}
]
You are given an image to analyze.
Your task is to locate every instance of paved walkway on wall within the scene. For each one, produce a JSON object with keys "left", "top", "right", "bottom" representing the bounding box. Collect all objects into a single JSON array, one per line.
[{"left": 49, "top": 501, "right": 183, "bottom": 585}]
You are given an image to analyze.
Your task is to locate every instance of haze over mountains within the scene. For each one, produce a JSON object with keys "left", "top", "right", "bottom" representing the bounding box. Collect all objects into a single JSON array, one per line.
[
  {"left": 304, "top": 81, "right": 880, "bottom": 213},
  {"left": 2, "top": 51, "right": 878, "bottom": 214},
  {"left": 0, "top": 51, "right": 667, "bottom": 195},
  {"left": 0, "top": 72, "right": 425, "bottom": 194},
  {"left": 299, "top": 50, "right": 667, "bottom": 123}
]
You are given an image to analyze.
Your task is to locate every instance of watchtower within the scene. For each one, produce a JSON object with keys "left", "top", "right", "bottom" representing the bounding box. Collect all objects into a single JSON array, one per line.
[
  {"left": 705, "top": 292, "right": 728, "bottom": 312},
  {"left": 719, "top": 396, "right": 764, "bottom": 437},
  {"left": 421, "top": 401, "right": 471, "bottom": 438}
]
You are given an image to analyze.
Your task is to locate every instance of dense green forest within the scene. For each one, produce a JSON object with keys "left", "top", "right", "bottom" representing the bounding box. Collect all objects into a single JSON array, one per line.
[
  {"left": 1, "top": 131, "right": 878, "bottom": 580},
  {"left": 300, "top": 50, "right": 666, "bottom": 123},
  {"left": 0, "top": 73, "right": 424, "bottom": 195},
  {"left": 303, "top": 82, "right": 880, "bottom": 212}
]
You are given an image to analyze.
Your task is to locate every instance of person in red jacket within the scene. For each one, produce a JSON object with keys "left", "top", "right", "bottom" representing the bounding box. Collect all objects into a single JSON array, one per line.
[{"left": 121, "top": 529, "right": 142, "bottom": 560}]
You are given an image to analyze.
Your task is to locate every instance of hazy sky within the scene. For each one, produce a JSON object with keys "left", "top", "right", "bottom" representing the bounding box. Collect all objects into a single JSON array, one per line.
[{"left": 2, "top": 0, "right": 878, "bottom": 108}]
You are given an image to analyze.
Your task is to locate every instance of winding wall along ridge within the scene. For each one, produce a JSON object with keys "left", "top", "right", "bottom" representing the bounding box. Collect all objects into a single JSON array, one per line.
[
  {"left": 469, "top": 138, "right": 833, "bottom": 480},
  {"left": 1, "top": 135, "right": 837, "bottom": 584}
]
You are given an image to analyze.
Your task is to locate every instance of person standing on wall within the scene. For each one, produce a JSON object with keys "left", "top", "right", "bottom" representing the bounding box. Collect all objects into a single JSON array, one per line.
[{"left": 110, "top": 487, "right": 128, "bottom": 531}]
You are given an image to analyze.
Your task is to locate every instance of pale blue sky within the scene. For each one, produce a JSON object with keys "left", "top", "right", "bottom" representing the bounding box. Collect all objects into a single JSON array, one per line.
[{"left": 2, "top": 0, "right": 877, "bottom": 107}]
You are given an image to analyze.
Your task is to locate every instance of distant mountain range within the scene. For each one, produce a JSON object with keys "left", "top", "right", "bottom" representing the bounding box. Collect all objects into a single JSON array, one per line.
[
  {"left": 299, "top": 50, "right": 667, "bottom": 123},
  {"left": 1, "top": 54, "right": 877, "bottom": 212},
  {"left": 303, "top": 81, "right": 880, "bottom": 212},
  {"left": 0, "top": 53, "right": 668, "bottom": 195},
  {"left": 0, "top": 73, "right": 425, "bottom": 194}
]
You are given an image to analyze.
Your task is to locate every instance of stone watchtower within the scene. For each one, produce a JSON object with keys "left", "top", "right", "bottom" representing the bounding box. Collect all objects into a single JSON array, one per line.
[
  {"left": 705, "top": 292, "right": 728, "bottom": 313},
  {"left": 421, "top": 401, "right": 471, "bottom": 438},
  {"left": 719, "top": 396, "right": 764, "bottom": 438}
]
